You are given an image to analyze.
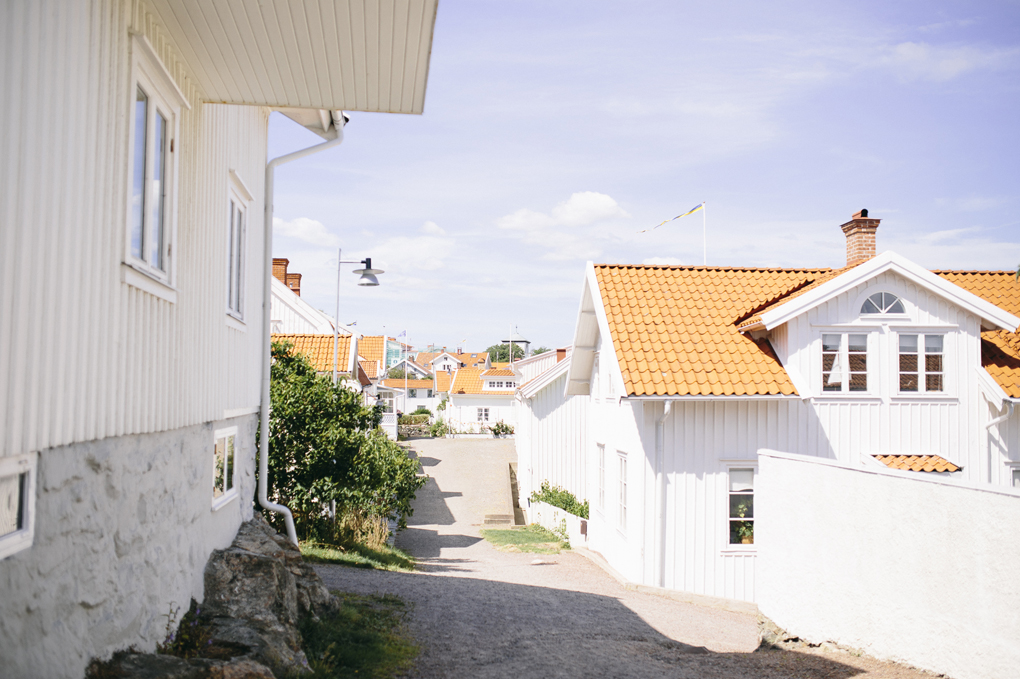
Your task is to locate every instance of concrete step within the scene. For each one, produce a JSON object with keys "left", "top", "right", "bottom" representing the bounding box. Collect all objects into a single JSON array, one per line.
[{"left": 484, "top": 514, "right": 514, "bottom": 525}]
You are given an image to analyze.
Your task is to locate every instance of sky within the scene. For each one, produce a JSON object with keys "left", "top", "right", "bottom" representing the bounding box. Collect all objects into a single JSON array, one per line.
[{"left": 268, "top": 0, "right": 1020, "bottom": 352}]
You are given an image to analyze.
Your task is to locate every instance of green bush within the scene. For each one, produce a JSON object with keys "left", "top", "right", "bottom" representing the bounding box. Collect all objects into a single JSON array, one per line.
[
  {"left": 530, "top": 480, "right": 589, "bottom": 519},
  {"left": 412, "top": 406, "right": 432, "bottom": 417},
  {"left": 429, "top": 420, "right": 448, "bottom": 437},
  {"left": 436, "top": 398, "right": 447, "bottom": 412},
  {"left": 491, "top": 421, "right": 514, "bottom": 436},
  {"left": 262, "top": 341, "right": 427, "bottom": 544},
  {"left": 398, "top": 414, "right": 430, "bottom": 425}
]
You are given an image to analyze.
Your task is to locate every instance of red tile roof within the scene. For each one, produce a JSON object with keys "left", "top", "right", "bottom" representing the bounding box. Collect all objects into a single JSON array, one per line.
[{"left": 874, "top": 454, "right": 961, "bottom": 473}]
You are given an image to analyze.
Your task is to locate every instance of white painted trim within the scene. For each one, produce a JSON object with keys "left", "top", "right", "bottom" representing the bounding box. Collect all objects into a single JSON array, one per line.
[
  {"left": 0, "top": 452, "right": 37, "bottom": 561},
  {"left": 121, "top": 263, "right": 178, "bottom": 303},
  {"left": 228, "top": 169, "right": 254, "bottom": 202},
  {"left": 129, "top": 33, "right": 190, "bottom": 110},
  {"left": 760, "top": 251, "right": 1020, "bottom": 332},
  {"left": 520, "top": 356, "right": 570, "bottom": 399},
  {"left": 977, "top": 367, "right": 1009, "bottom": 407},
  {"left": 225, "top": 314, "right": 246, "bottom": 332},
  {"left": 211, "top": 427, "right": 239, "bottom": 511},
  {"left": 222, "top": 406, "right": 259, "bottom": 420}
]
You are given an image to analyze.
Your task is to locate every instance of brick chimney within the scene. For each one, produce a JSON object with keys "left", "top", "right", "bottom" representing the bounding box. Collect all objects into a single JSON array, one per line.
[
  {"left": 556, "top": 348, "right": 567, "bottom": 363},
  {"left": 272, "top": 258, "right": 289, "bottom": 284},
  {"left": 840, "top": 209, "right": 880, "bottom": 266},
  {"left": 285, "top": 273, "right": 301, "bottom": 297}
]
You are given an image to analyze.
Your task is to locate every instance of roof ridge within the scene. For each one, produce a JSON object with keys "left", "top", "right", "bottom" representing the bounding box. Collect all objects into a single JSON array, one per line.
[{"left": 594, "top": 263, "right": 833, "bottom": 273}]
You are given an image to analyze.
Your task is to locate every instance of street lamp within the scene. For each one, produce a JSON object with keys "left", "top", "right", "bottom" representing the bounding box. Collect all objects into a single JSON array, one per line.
[{"left": 334, "top": 249, "right": 384, "bottom": 384}]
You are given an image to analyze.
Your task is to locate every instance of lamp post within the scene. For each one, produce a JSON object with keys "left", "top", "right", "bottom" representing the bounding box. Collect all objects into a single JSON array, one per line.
[{"left": 333, "top": 248, "right": 384, "bottom": 384}]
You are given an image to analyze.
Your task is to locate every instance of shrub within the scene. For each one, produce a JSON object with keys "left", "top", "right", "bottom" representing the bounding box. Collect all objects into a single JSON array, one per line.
[
  {"left": 436, "top": 398, "right": 448, "bottom": 412},
  {"left": 530, "top": 480, "right": 589, "bottom": 519},
  {"left": 429, "top": 420, "right": 448, "bottom": 437},
  {"left": 491, "top": 421, "right": 514, "bottom": 436},
  {"left": 398, "top": 414, "right": 430, "bottom": 425},
  {"left": 412, "top": 406, "right": 432, "bottom": 417}
]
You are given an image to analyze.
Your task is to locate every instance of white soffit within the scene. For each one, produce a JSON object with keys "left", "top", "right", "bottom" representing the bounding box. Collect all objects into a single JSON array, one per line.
[
  {"left": 760, "top": 251, "right": 1020, "bottom": 332},
  {"left": 150, "top": 0, "right": 438, "bottom": 113}
]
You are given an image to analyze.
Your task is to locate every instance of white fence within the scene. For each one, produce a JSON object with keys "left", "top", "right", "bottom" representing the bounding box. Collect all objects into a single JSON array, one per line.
[
  {"left": 526, "top": 500, "right": 587, "bottom": 547},
  {"left": 380, "top": 412, "right": 397, "bottom": 440},
  {"left": 757, "top": 449, "right": 1020, "bottom": 679}
]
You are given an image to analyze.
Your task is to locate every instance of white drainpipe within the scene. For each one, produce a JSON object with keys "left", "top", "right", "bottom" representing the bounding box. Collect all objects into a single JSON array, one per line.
[
  {"left": 259, "top": 111, "right": 347, "bottom": 546},
  {"left": 653, "top": 401, "right": 672, "bottom": 587},
  {"left": 985, "top": 399, "right": 1017, "bottom": 485}
]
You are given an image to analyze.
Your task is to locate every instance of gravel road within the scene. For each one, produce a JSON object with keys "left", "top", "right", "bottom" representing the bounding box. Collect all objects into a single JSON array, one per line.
[{"left": 316, "top": 438, "right": 936, "bottom": 679}]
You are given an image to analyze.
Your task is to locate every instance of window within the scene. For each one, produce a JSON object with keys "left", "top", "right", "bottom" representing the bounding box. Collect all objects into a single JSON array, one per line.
[
  {"left": 125, "top": 35, "right": 186, "bottom": 291},
  {"left": 617, "top": 452, "right": 627, "bottom": 530},
  {"left": 213, "top": 428, "right": 238, "bottom": 509},
  {"left": 1013, "top": 468, "right": 1020, "bottom": 489},
  {"left": 822, "top": 333, "right": 868, "bottom": 393},
  {"left": 729, "top": 468, "right": 754, "bottom": 545},
  {"left": 226, "top": 175, "right": 249, "bottom": 320},
  {"left": 861, "top": 292, "right": 905, "bottom": 315},
  {"left": 477, "top": 407, "right": 489, "bottom": 422},
  {"left": 427, "top": 389, "right": 433, "bottom": 398},
  {"left": 597, "top": 444, "right": 605, "bottom": 510},
  {"left": 899, "top": 334, "right": 944, "bottom": 393},
  {"left": 408, "top": 389, "right": 417, "bottom": 398},
  {"left": 0, "top": 453, "right": 37, "bottom": 560}
]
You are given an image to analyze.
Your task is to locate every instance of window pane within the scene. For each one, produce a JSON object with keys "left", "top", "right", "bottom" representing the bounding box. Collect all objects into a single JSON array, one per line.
[
  {"left": 900, "top": 373, "right": 919, "bottom": 391},
  {"left": 861, "top": 298, "right": 880, "bottom": 314},
  {"left": 925, "top": 335, "right": 943, "bottom": 353},
  {"left": 925, "top": 355, "right": 943, "bottom": 373},
  {"left": 149, "top": 111, "right": 167, "bottom": 270},
  {"left": 849, "top": 373, "right": 868, "bottom": 391},
  {"left": 900, "top": 334, "right": 918, "bottom": 352},
  {"left": 848, "top": 334, "right": 868, "bottom": 352},
  {"left": 730, "top": 520, "right": 754, "bottom": 545},
  {"left": 822, "top": 334, "right": 841, "bottom": 352},
  {"left": 848, "top": 354, "right": 867, "bottom": 372},
  {"left": 131, "top": 88, "right": 148, "bottom": 259},
  {"left": 822, "top": 354, "right": 836, "bottom": 372},
  {"left": 887, "top": 299, "right": 905, "bottom": 313},
  {"left": 1013, "top": 469, "right": 1020, "bottom": 488},
  {"left": 225, "top": 436, "right": 234, "bottom": 492},
  {"left": 729, "top": 493, "right": 753, "bottom": 519},
  {"left": 900, "top": 354, "right": 918, "bottom": 373},
  {"left": 926, "top": 374, "right": 943, "bottom": 392},
  {"left": 0, "top": 473, "right": 26, "bottom": 537},
  {"left": 729, "top": 468, "right": 753, "bottom": 492},
  {"left": 213, "top": 438, "right": 225, "bottom": 498}
]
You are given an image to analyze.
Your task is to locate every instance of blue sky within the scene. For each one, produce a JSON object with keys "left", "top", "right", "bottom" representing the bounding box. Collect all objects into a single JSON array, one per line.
[{"left": 268, "top": 1, "right": 1020, "bottom": 351}]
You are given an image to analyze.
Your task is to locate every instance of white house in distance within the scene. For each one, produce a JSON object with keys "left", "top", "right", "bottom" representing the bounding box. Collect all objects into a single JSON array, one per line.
[
  {"left": 0, "top": 1, "right": 437, "bottom": 676},
  {"left": 446, "top": 368, "right": 518, "bottom": 433},
  {"left": 270, "top": 257, "right": 350, "bottom": 335},
  {"left": 518, "top": 210, "right": 1020, "bottom": 678}
]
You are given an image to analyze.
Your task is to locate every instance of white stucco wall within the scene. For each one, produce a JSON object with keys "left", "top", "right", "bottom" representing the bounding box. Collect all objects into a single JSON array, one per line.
[
  {"left": 757, "top": 449, "right": 1020, "bottom": 679},
  {"left": 0, "top": 414, "right": 257, "bottom": 679}
]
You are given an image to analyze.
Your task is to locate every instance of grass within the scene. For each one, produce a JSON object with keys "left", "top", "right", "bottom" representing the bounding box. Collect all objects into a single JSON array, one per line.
[
  {"left": 299, "top": 592, "right": 418, "bottom": 679},
  {"left": 480, "top": 524, "right": 567, "bottom": 554},
  {"left": 301, "top": 541, "right": 416, "bottom": 571}
]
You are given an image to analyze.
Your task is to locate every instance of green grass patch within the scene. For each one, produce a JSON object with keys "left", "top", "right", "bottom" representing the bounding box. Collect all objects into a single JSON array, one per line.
[
  {"left": 301, "top": 542, "right": 416, "bottom": 571},
  {"left": 299, "top": 592, "right": 418, "bottom": 678},
  {"left": 480, "top": 524, "right": 567, "bottom": 554}
]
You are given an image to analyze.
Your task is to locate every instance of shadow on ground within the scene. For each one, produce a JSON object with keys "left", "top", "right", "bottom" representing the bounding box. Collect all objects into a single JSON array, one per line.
[
  {"left": 404, "top": 477, "right": 460, "bottom": 526},
  {"left": 394, "top": 528, "right": 482, "bottom": 562},
  {"left": 316, "top": 566, "right": 874, "bottom": 679}
]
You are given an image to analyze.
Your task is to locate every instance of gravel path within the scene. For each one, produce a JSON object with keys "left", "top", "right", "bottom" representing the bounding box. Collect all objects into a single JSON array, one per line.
[{"left": 316, "top": 438, "right": 935, "bottom": 679}]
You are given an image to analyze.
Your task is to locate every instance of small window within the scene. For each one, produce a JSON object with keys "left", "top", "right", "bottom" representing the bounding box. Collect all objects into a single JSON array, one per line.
[
  {"left": 1013, "top": 468, "right": 1020, "bottom": 488},
  {"left": 861, "top": 292, "right": 905, "bottom": 315},
  {"left": 822, "top": 333, "right": 868, "bottom": 393},
  {"left": 729, "top": 468, "right": 754, "bottom": 545},
  {"left": 226, "top": 186, "right": 247, "bottom": 319},
  {"left": 477, "top": 407, "right": 489, "bottom": 422},
  {"left": 0, "top": 453, "right": 37, "bottom": 560},
  {"left": 899, "top": 334, "right": 944, "bottom": 393},
  {"left": 213, "top": 428, "right": 238, "bottom": 509},
  {"left": 597, "top": 444, "right": 605, "bottom": 510},
  {"left": 408, "top": 389, "right": 417, "bottom": 398},
  {"left": 618, "top": 452, "right": 628, "bottom": 530}
]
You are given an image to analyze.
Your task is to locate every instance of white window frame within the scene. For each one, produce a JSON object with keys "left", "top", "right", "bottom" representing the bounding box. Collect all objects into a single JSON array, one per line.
[
  {"left": 1006, "top": 462, "right": 1020, "bottom": 489},
  {"left": 0, "top": 452, "right": 38, "bottom": 561},
  {"left": 723, "top": 465, "right": 756, "bottom": 552},
  {"left": 597, "top": 443, "right": 605, "bottom": 512},
  {"left": 212, "top": 427, "right": 239, "bottom": 510},
  {"left": 122, "top": 34, "right": 189, "bottom": 303},
  {"left": 819, "top": 332, "right": 872, "bottom": 395},
  {"left": 896, "top": 332, "right": 946, "bottom": 395},
  {"left": 617, "top": 451, "right": 627, "bottom": 532},
  {"left": 226, "top": 170, "right": 252, "bottom": 325},
  {"left": 477, "top": 407, "right": 490, "bottom": 422}
]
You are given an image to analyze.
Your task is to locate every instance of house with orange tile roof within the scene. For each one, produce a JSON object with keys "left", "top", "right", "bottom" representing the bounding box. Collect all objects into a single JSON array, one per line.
[
  {"left": 271, "top": 333, "right": 369, "bottom": 388},
  {"left": 519, "top": 210, "right": 1020, "bottom": 613},
  {"left": 445, "top": 367, "right": 518, "bottom": 433}
]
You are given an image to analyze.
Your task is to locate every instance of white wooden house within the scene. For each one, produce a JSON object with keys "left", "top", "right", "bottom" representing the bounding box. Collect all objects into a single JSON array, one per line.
[
  {"left": 0, "top": 1, "right": 437, "bottom": 676},
  {"left": 270, "top": 257, "right": 348, "bottom": 335},
  {"left": 516, "top": 211, "right": 1020, "bottom": 607},
  {"left": 446, "top": 368, "right": 518, "bottom": 433}
]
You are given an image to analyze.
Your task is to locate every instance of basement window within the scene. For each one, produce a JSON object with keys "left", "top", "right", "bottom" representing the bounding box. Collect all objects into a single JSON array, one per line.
[
  {"left": 0, "top": 453, "right": 37, "bottom": 560},
  {"left": 212, "top": 427, "right": 238, "bottom": 510}
]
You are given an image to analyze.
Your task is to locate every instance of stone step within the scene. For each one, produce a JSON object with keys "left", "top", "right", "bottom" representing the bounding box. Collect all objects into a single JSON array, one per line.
[{"left": 484, "top": 514, "right": 514, "bottom": 525}]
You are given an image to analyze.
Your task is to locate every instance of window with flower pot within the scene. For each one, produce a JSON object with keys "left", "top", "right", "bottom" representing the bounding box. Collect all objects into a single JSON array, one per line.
[{"left": 728, "top": 468, "right": 754, "bottom": 545}]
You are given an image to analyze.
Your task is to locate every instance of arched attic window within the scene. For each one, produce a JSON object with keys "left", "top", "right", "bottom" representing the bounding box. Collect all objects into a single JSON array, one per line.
[{"left": 861, "top": 292, "right": 905, "bottom": 315}]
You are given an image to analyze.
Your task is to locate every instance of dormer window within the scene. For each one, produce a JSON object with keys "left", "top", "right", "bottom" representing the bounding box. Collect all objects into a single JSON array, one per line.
[{"left": 861, "top": 292, "right": 905, "bottom": 315}]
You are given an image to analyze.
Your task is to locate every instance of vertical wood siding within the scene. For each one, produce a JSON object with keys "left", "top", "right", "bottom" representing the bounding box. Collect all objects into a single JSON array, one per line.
[
  {"left": 517, "top": 372, "right": 589, "bottom": 502},
  {"left": 1, "top": 0, "right": 268, "bottom": 459}
]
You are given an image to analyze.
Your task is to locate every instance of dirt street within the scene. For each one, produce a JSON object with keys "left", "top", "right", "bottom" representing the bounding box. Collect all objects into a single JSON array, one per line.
[{"left": 315, "top": 438, "right": 935, "bottom": 679}]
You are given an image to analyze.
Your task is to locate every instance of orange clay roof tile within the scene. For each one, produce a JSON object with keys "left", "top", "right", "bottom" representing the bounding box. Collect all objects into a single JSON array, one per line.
[
  {"left": 874, "top": 454, "right": 961, "bottom": 473},
  {"left": 450, "top": 368, "right": 516, "bottom": 395},
  {"left": 273, "top": 333, "right": 353, "bottom": 373},
  {"left": 381, "top": 379, "right": 435, "bottom": 389}
]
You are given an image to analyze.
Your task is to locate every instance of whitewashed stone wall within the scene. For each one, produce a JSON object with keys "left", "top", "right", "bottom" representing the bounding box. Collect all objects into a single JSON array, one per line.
[{"left": 0, "top": 414, "right": 257, "bottom": 679}]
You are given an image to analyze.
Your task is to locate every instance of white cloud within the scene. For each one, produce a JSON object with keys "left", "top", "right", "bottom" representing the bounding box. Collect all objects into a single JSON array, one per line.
[
  {"left": 273, "top": 217, "right": 340, "bottom": 247},
  {"left": 497, "top": 192, "right": 630, "bottom": 260},
  {"left": 372, "top": 234, "right": 456, "bottom": 273},
  {"left": 551, "top": 191, "right": 630, "bottom": 227},
  {"left": 879, "top": 41, "right": 1016, "bottom": 82},
  {"left": 421, "top": 220, "right": 446, "bottom": 235}
]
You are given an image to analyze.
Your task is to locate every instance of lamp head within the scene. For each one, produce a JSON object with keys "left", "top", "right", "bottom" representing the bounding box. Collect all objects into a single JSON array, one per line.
[{"left": 353, "top": 257, "right": 383, "bottom": 286}]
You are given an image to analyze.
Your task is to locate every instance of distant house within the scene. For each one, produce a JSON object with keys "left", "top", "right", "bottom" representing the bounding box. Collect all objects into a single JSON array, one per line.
[
  {"left": 447, "top": 368, "right": 518, "bottom": 433},
  {"left": 0, "top": 1, "right": 437, "bottom": 676},
  {"left": 271, "top": 333, "right": 367, "bottom": 387},
  {"left": 270, "top": 258, "right": 348, "bottom": 335},
  {"left": 517, "top": 210, "right": 1020, "bottom": 607}
]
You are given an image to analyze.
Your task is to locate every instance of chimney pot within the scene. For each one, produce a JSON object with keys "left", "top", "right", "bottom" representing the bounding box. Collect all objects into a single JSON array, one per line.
[
  {"left": 840, "top": 209, "right": 880, "bottom": 267},
  {"left": 556, "top": 348, "right": 567, "bottom": 363}
]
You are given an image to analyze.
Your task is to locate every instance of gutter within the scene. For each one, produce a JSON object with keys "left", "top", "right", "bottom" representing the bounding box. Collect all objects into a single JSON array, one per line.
[
  {"left": 985, "top": 399, "right": 1017, "bottom": 430},
  {"left": 259, "top": 111, "right": 348, "bottom": 546}
]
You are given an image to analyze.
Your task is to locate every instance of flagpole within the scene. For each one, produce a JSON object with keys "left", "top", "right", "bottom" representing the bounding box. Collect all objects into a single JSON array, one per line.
[{"left": 702, "top": 202, "right": 707, "bottom": 266}]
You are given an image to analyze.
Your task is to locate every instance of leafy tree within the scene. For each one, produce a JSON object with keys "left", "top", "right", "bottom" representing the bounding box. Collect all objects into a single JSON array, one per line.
[
  {"left": 532, "top": 346, "right": 551, "bottom": 355},
  {"left": 386, "top": 367, "right": 416, "bottom": 380},
  {"left": 486, "top": 343, "right": 525, "bottom": 362},
  {"left": 261, "top": 341, "right": 426, "bottom": 544}
]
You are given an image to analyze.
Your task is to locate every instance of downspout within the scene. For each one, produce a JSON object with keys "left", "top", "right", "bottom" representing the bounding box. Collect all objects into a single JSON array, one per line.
[
  {"left": 985, "top": 398, "right": 1017, "bottom": 485},
  {"left": 260, "top": 111, "right": 348, "bottom": 546},
  {"left": 653, "top": 401, "right": 672, "bottom": 587}
]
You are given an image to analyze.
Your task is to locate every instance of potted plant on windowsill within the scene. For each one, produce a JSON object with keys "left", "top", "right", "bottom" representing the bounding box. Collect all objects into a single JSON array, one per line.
[
  {"left": 736, "top": 521, "right": 754, "bottom": 544},
  {"left": 732, "top": 498, "right": 754, "bottom": 544}
]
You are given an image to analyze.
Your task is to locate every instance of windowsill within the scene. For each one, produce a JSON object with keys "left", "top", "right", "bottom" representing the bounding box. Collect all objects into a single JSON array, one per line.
[
  {"left": 122, "top": 262, "right": 177, "bottom": 303},
  {"left": 891, "top": 394, "right": 958, "bottom": 403},
  {"left": 225, "top": 313, "right": 246, "bottom": 332},
  {"left": 810, "top": 395, "right": 882, "bottom": 403},
  {"left": 212, "top": 489, "right": 239, "bottom": 512},
  {"left": 720, "top": 545, "right": 757, "bottom": 554}
]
